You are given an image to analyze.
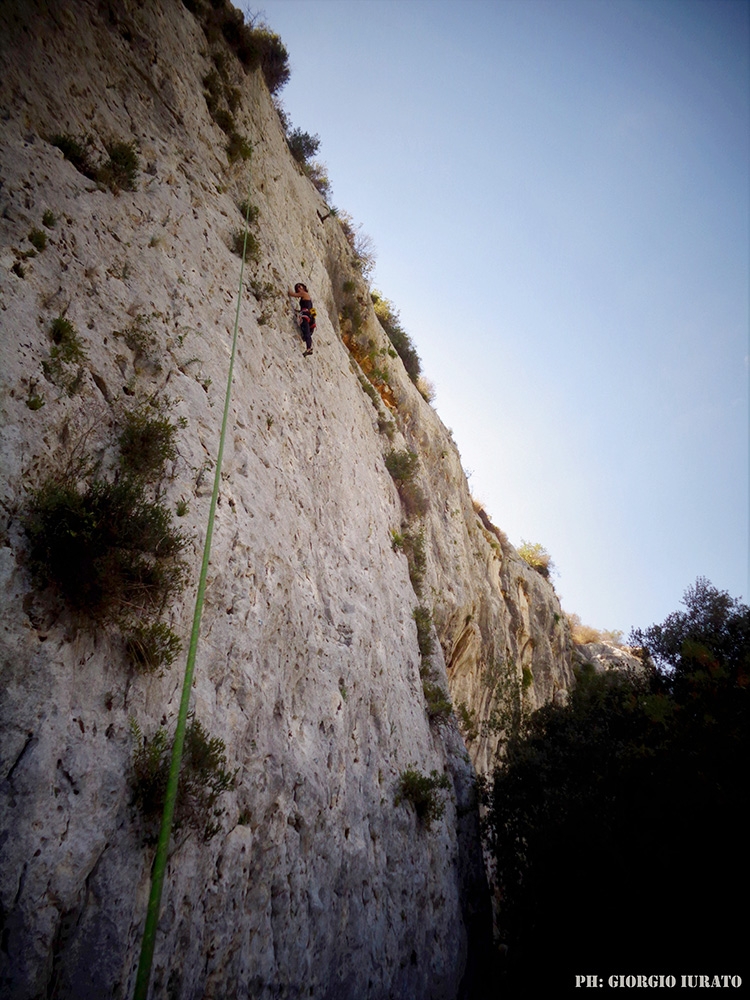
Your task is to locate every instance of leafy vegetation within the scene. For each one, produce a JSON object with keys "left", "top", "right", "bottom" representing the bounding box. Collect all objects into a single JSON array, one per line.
[
  {"left": 566, "top": 611, "right": 623, "bottom": 645},
  {"left": 230, "top": 227, "right": 260, "bottom": 261},
  {"left": 402, "top": 527, "right": 427, "bottom": 595},
  {"left": 185, "top": 0, "right": 290, "bottom": 94},
  {"left": 28, "top": 228, "right": 47, "bottom": 252},
  {"left": 130, "top": 715, "right": 235, "bottom": 842},
  {"left": 126, "top": 622, "right": 182, "bottom": 674},
  {"left": 385, "top": 449, "right": 419, "bottom": 485},
  {"left": 51, "top": 134, "right": 139, "bottom": 192},
  {"left": 286, "top": 127, "right": 320, "bottom": 164},
  {"left": 42, "top": 315, "right": 87, "bottom": 395},
  {"left": 50, "top": 133, "right": 97, "bottom": 179},
  {"left": 486, "top": 578, "right": 749, "bottom": 986},
  {"left": 118, "top": 408, "right": 178, "bottom": 481},
  {"left": 371, "top": 291, "right": 422, "bottom": 384},
  {"left": 422, "top": 680, "right": 452, "bottom": 723},
  {"left": 24, "top": 474, "right": 186, "bottom": 621},
  {"left": 98, "top": 140, "right": 139, "bottom": 192},
  {"left": 338, "top": 211, "right": 375, "bottom": 278},
  {"left": 238, "top": 199, "right": 260, "bottom": 225},
  {"left": 226, "top": 131, "right": 252, "bottom": 163},
  {"left": 413, "top": 604, "right": 435, "bottom": 660},
  {"left": 395, "top": 768, "right": 451, "bottom": 829},
  {"left": 517, "top": 539, "right": 553, "bottom": 578},
  {"left": 384, "top": 449, "right": 428, "bottom": 519}
]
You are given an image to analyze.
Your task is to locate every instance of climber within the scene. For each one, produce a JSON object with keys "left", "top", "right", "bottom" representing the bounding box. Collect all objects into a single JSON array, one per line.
[{"left": 288, "top": 282, "right": 316, "bottom": 356}]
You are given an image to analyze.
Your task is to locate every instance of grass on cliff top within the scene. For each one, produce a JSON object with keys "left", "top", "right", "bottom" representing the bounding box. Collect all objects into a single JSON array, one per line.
[
  {"left": 183, "top": 0, "right": 290, "bottom": 94},
  {"left": 518, "top": 540, "right": 553, "bottom": 579}
]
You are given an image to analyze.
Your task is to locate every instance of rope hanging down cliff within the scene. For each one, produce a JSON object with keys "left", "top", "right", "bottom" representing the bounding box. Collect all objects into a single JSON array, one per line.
[{"left": 133, "top": 192, "right": 255, "bottom": 1000}]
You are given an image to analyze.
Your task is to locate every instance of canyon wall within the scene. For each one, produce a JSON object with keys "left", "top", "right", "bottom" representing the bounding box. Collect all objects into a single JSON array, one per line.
[{"left": 0, "top": 2, "right": 573, "bottom": 996}]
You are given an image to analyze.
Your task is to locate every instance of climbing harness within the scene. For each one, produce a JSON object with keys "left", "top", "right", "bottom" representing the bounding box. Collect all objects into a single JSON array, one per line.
[{"left": 133, "top": 194, "right": 254, "bottom": 1000}]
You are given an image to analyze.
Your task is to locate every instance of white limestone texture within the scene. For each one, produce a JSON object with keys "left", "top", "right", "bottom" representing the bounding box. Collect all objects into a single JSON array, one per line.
[{"left": 0, "top": 2, "right": 574, "bottom": 997}]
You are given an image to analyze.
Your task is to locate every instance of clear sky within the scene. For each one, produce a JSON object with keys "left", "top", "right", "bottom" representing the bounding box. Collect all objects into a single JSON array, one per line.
[{"left": 248, "top": 0, "right": 749, "bottom": 636}]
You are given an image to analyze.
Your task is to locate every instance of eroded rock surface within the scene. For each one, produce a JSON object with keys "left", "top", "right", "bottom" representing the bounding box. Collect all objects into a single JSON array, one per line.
[{"left": 0, "top": 3, "right": 573, "bottom": 996}]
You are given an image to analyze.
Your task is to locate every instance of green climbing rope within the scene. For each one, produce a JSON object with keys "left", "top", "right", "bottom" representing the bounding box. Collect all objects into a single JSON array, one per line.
[{"left": 133, "top": 194, "right": 254, "bottom": 1000}]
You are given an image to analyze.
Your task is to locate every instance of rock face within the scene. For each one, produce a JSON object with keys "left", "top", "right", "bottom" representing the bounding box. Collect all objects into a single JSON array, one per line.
[
  {"left": 0, "top": 2, "right": 573, "bottom": 997},
  {"left": 573, "top": 642, "right": 647, "bottom": 675}
]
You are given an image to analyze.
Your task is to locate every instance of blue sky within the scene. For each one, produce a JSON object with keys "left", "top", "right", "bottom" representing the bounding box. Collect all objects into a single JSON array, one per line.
[{"left": 249, "top": 0, "right": 749, "bottom": 636}]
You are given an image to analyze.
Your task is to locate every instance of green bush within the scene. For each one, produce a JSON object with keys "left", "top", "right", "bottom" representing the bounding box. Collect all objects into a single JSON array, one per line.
[
  {"left": 130, "top": 715, "right": 235, "bottom": 842},
  {"left": 26, "top": 390, "right": 45, "bottom": 410},
  {"left": 385, "top": 449, "right": 418, "bottom": 485},
  {"left": 413, "top": 604, "right": 434, "bottom": 659},
  {"left": 126, "top": 622, "right": 182, "bottom": 674},
  {"left": 28, "top": 228, "right": 47, "bottom": 252},
  {"left": 371, "top": 291, "right": 422, "bottom": 384},
  {"left": 404, "top": 528, "right": 427, "bottom": 595},
  {"left": 42, "top": 316, "right": 87, "bottom": 395},
  {"left": 303, "top": 161, "right": 331, "bottom": 199},
  {"left": 287, "top": 127, "right": 320, "bottom": 164},
  {"left": 386, "top": 450, "right": 428, "bottom": 519},
  {"left": 213, "top": 107, "right": 236, "bottom": 135},
  {"left": 119, "top": 409, "right": 178, "bottom": 481},
  {"left": 423, "top": 681, "right": 452, "bottom": 723},
  {"left": 24, "top": 475, "right": 186, "bottom": 621},
  {"left": 42, "top": 209, "right": 56, "bottom": 228},
  {"left": 50, "top": 133, "right": 138, "bottom": 192},
  {"left": 226, "top": 131, "right": 252, "bottom": 162},
  {"left": 230, "top": 228, "right": 260, "bottom": 261},
  {"left": 187, "top": 1, "right": 290, "bottom": 94},
  {"left": 238, "top": 200, "right": 260, "bottom": 224},
  {"left": 113, "top": 312, "right": 162, "bottom": 372},
  {"left": 399, "top": 480, "right": 428, "bottom": 520},
  {"left": 338, "top": 211, "right": 375, "bottom": 278},
  {"left": 457, "top": 701, "right": 479, "bottom": 741},
  {"left": 98, "top": 140, "right": 139, "bottom": 192},
  {"left": 252, "top": 27, "right": 290, "bottom": 94},
  {"left": 50, "top": 133, "right": 97, "bottom": 179},
  {"left": 518, "top": 540, "right": 553, "bottom": 579},
  {"left": 395, "top": 768, "right": 451, "bottom": 829}
]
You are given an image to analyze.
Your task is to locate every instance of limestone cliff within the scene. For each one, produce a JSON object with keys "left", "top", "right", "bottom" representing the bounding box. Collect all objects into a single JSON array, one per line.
[{"left": 0, "top": 2, "right": 573, "bottom": 997}]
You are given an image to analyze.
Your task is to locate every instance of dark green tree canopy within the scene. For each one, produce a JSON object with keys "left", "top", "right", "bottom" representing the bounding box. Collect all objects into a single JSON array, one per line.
[{"left": 487, "top": 579, "right": 749, "bottom": 992}]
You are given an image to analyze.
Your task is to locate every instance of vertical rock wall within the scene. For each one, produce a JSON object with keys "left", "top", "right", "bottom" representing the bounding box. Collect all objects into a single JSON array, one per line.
[{"left": 0, "top": 2, "right": 572, "bottom": 996}]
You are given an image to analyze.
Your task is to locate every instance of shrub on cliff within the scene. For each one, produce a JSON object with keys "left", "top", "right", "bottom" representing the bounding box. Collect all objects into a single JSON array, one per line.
[
  {"left": 98, "top": 140, "right": 139, "bottom": 192},
  {"left": 50, "top": 133, "right": 97, "bottom": 179},
  {"left": 42, "top": 315, "right": 87, "bottom": 396},
  {"left": 118, "top": 409, "right": 178, "bottom": 481},
  {"left": 287, "top": 127, "right": 320, "bottom": 164},
  {"left": 186, "top": 0, "right": 290, "bottom": 94},
  {"left": 517, "top": 539, "right": 553, "bottom": 578},
  {"left": 24, "top": 474, "right": 186, "bottom": 621},
  {"left": 371, "top": 291, "right": 422, "bottom": 384},
  {"left": 385, "top": 448, "right": 419, "bottom": 485},
  {"left": 395, "top": 768, "right": 451, "bottom": 829},
  {"left": 337, "top": 211, "right": 376, "bottom": 279},
  {"left": 130, "top": 715, "right": 235, "bottom": 842}
]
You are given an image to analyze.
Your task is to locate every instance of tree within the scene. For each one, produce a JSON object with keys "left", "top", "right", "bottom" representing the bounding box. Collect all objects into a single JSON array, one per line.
[
  {"left": 630, "top": 575, "right": 750, "bottom": 688},
  {"left": 486, "top": 579, "right": 749, "bottom": 991},
  {"left": 286, "top": 127, "right": 320, "bottom": 164}
]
